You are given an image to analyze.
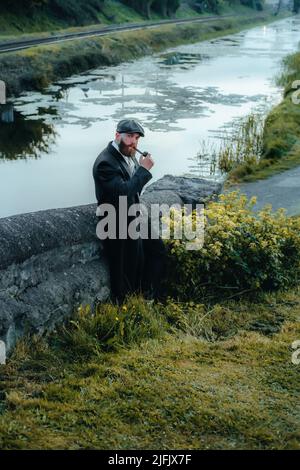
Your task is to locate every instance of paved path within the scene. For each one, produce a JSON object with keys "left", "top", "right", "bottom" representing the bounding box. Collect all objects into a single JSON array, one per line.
[{"left": 227, "top": 165, "right": 300, "bottom": 216}]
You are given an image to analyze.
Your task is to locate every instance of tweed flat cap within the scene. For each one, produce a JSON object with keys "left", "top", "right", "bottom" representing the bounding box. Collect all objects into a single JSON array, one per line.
[{"left": 116, "top": 119, "right": 145, "bottom": 137}]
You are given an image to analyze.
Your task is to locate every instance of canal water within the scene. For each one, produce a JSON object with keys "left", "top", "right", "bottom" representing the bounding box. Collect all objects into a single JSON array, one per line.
[{"left": 0, "top": 15, "right": 300, "bottom": 218}]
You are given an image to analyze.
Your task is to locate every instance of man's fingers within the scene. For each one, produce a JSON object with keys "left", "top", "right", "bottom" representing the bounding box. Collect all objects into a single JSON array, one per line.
[
  {"left": 139, "top": 153, "right": 154, "bottom": 170},
  {"left": 139, "top": 154, "right": 153, "bottom": 163}
]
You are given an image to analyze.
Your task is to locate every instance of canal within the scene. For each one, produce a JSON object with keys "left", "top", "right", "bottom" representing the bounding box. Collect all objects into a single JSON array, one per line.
[{"left": 0, "top": 15, "right": 299, "bottom": 218}]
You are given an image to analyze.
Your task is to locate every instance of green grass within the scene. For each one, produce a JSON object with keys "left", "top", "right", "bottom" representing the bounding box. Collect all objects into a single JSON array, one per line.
[
  {"left": 0, "top": 10, "right": 66, "bottom": 36},
  {"left": 226, "top": 145, "right": 300, "bottom": 183},
  {"left": 0, "top": 1, "right": 145, "bottom": 37},
  {"left": 0, "top": 2, "right": 284, "bottom": 41},
  {"left": 0, "top": 288, "right": 299, "bottom": 450},
  {"left": 98, "top": 0, "right": 147, "bottom": 23},
  {"left": 0, "top": 1, "right": 239, "bottom": 37},
  {"left": 226, "top": 99, "right": 300, "bottom": 184},
  {"left": 0, "top": 1, "right": 262, "bottom": 38},
  {"left": 0, "top": 3, "right": 271, "bottom": 41}
]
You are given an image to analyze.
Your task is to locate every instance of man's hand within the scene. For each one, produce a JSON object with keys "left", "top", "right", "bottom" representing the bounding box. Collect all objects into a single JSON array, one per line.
[{"left": 139, "top": 153, "right": 154, "bottom": 171}]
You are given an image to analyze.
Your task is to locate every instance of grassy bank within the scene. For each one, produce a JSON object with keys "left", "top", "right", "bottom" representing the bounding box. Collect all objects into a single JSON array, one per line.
[
  {"left": 0, "top": 10, "right": 288, "bottom": 98},
  {"left": 225, "top": 42, "right": 300, "bottom": 184},
  {"left": 0, "top": 192, "right": 299, "bottom": 450},
  {"left": 0, "top": 1, "right": 145, "bottom": 36},
  {"left": 0, "top": 1, "right": 259, "bottom": 37},
  {"left": 0, "top": 287, "right": 299, "bottom": 450}
]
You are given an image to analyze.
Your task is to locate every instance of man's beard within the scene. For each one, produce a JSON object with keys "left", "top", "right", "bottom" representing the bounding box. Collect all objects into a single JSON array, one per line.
[{"left": 118, "top": 139, "right": 136, "bottom": 158}]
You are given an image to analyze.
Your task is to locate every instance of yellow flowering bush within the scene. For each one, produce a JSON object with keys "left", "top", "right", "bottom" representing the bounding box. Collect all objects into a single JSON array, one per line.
[{"left": 164, "top": 192, "right": 300, "bottom": 300}]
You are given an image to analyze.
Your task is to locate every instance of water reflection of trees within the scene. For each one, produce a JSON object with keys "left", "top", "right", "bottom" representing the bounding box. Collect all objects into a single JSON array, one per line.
[{"left": 0, "top": 106, "right": 57, "bottom": 161}]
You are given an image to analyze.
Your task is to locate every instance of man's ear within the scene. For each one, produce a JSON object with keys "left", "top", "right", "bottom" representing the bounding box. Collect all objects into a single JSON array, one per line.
[{"left": 115, "top": 132, "right": 121, "bottom": 143}]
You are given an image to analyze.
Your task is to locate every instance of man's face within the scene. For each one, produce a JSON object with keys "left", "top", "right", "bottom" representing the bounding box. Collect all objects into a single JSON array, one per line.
[{"left": 116, "top": 132, "right": 140, "bottom": 157}]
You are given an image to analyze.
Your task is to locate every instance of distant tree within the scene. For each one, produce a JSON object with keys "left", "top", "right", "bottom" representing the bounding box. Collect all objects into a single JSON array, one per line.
[
  {"left": 240, "top": 0, "right": 264, "bottom": 10},
  {"left": 0, "top": 0, "right": 105, "bottom": 15},
  {"left": 274, "top": 0, "right": 282, "bottom": 15},
  {"left": 120, "top": 0, "right": 153, "bottom": 18},
  {"left": 293, "top": 0, "right": 300, "bottom": 12},
  {"left": 0, "top": 0, "right": 48, "bottom": 11},
  {"left": 121, "top": 0, "right": 180, "bottom": 18},
  {"left": 188, "top": 1, "right": 221, "bottom": 14},
  {"left": 152, "top": 0, "right": 181, "bottom": 17}
]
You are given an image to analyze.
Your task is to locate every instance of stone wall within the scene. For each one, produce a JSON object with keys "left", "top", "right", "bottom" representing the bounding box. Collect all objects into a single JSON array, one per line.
[{"left": 0, "top": 175, "right": 222, "bottom": 355}]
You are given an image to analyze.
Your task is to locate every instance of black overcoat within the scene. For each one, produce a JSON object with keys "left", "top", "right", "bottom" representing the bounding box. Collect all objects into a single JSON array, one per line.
[{"left": 93, "top": 141, "right": 153, "bottom": 301}]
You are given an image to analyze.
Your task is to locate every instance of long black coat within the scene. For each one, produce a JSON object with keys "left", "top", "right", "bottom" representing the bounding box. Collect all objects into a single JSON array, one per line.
[{"left": 93, "top": 141, "right": 153, "bottom": 301}]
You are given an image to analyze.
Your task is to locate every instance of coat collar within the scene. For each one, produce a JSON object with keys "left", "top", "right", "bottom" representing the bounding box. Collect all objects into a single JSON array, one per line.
[
  {"left": 107, "top": 141, "right": 139, "bottom": 179},
  {"left": 107, "top": 141, "right": 130, "bottom": 179}
]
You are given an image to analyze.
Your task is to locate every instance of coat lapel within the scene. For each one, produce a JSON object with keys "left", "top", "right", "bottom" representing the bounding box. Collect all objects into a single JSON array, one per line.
[
  {"left": 107, "top": 142, "right": 131, "bottom": 180},
  {"left": 106, "top": 142, "right": 141, "bottom": 201}
]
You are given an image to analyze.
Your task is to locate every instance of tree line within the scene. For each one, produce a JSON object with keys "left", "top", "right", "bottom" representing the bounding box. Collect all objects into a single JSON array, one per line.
[
  {"left": 0, "top": 0, "right": 298, "bottom": 19},
  {"left": 0, "top": 1, "right": 106, "bottom": 24},
  {"left": 119, "top": 1, "right": 264, "bottom": 17},
  {"left": 0, "top": 0, "right": 260, "bottom": 17}
]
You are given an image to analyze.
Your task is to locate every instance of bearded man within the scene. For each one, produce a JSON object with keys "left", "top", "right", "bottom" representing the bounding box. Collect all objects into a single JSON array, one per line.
[{"left": 93, "top": 119, "right": 166, "bottom": 303}]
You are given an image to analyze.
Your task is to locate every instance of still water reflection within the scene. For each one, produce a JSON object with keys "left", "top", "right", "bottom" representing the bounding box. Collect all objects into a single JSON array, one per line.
[
  {"left": 0, "top": 106, "right": 56, "bottom": 160},
  {"left": 0, "top": 16, "right": 300, "bottom": 218}
]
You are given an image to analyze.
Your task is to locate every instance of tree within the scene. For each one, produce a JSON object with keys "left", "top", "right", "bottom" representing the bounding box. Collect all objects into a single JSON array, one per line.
[
  {"left": 274, "top": 0, "right": 283, "bottom": 15},
  {"left": 152, "top": 0, "right": 181, "bottom": 17},
  {"left": 240, "top": 0, "right": 264, "bottom": 10},
  {"left": 293, "top": 0, "right": 300, "bottom": 13},
  {"left": 188, "top": 1, "right": 221, "bottom": 14},
  {"left": 120, "top": 0, "right": 153, "bottom": 18},
  {"left": 0, "top": 0, "right": 48, "bottom": 11}
]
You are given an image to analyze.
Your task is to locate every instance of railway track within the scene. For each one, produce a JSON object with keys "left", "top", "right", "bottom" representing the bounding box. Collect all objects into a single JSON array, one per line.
[{"left": 0, "top": 14, "right": 244, "bottom": 54}]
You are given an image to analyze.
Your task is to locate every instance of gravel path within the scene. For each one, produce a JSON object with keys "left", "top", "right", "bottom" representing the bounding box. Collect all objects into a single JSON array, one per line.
[{"left": 227, "top": 165, "right": 300, "bottom": 216}]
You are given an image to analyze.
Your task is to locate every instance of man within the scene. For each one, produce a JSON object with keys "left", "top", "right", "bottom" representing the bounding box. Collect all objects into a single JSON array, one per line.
[{"left": 93, "top": 118, "right": 166, "bottom": 303}]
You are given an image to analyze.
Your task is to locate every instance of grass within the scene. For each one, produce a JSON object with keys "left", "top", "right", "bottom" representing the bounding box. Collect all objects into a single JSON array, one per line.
[
  {"left": 0, "top": 288, "right": 299, "bottom": 450},
  {"left": 0, "top": 1, "right": 145, "bottom": 37},
  {"left": 225, "top": 99, "right": 300, "bottom": 184},
  {"left": 1, "top": 10, "right": 285, "bottom": 98},
  {"left": 216, "top": 113, "right": 264, "bottom": 176},
  {"left": 0, "top": 2, "right": 260, "bottom": 38},
  {"left": 225, "top": 46, "right": 300, "bottom": 184},
  {"left": 0, "top": 10, "right": 67, "bottom": 37}
]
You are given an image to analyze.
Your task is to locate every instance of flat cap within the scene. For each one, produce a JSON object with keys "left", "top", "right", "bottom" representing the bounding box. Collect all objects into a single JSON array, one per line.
[{"left": 116, "top": 119, "right": 145, "bottom": 137}]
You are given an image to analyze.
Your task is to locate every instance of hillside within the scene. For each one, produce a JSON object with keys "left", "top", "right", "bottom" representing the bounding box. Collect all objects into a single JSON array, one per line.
[{"left": 0, "top": 0, "right": 265, "bottom": 36}]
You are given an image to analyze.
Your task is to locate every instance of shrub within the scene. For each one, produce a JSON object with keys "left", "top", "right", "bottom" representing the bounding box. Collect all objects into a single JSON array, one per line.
[
  {"left": 262, "top": 101, "right": 300, "bottom": 161},
  {"left": 163, "top": 192, "right": 300, "bottom": 301},
  {"left": 56, "top": 296, "right": 170, "bottom": 358}
]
